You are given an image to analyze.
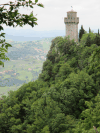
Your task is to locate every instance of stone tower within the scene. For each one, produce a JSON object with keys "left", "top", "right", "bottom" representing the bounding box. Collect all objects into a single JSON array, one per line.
[{"left": 64, "top": 8, "right": 79, "bottom": 42}]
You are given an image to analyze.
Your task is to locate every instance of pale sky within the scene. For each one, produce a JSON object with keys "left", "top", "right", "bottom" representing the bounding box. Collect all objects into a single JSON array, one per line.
[{"left": 0, "top": 0, "right": 100, "bottom": 33}]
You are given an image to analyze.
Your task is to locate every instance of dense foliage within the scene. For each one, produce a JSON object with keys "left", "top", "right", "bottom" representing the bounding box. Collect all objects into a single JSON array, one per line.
[
  {"left": 0, "top": 32, "right": 100, "bottom": 132},
  {"left": 79, "top": 25, "right": 86, "bottom": 42}
]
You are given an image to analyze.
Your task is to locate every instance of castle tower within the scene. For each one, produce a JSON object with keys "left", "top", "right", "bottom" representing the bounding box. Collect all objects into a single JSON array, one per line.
[{"left": 64, "top": 7, "right": 79, "bottom": 42}]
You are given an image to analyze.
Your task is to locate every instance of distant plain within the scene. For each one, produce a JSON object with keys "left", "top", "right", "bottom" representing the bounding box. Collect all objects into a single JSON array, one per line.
[{"left": 0, "top": 37, "right": 55, "bottom": 98}]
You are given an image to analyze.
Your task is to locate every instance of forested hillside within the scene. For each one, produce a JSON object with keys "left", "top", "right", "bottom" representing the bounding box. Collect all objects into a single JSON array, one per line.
[{"left": 0, "top": 32, "right": 100, "bottom": 133}]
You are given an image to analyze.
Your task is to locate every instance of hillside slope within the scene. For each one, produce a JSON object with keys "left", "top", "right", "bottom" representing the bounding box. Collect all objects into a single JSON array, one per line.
[{"left": 0, "top": 33, "right": 100, "bottom": 132}]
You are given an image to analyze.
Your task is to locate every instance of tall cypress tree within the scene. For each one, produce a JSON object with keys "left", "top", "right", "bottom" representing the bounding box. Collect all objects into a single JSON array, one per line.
[
  {"left": 79, "top": 25, "right": 86, "bottom": 42},
  {"left": 98, "top": 29, "right": 99, "bottom": 35},
  {"left": 89, "top": 27, "right": 91, "bottom": 33}
]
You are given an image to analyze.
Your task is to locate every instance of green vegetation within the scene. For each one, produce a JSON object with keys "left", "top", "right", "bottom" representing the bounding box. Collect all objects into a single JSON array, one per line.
[
  {"left": 0, "top": 0, "right": 100, "bottom": 132},
  {"left": 0, "top": 32, "right": 100, "bottom": 132},
  {"left": 79, "top": 25, "right": 86, "bottom": 42}
]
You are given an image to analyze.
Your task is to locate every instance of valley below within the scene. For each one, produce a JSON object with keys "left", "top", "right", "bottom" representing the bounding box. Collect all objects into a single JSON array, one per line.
[{"left": 0, "top": 37, "right": 54, "bottom": 98}]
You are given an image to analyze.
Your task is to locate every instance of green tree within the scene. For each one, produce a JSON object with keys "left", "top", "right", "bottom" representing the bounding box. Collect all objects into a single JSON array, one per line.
[
  {"left": 55, "top": 62, "right": 74, "bottom": 82},
  {"left": 79, "top": 25, "right": 86, "bottom": 42},
  {"left": 85, "top": 34, "right": 92, "bottom": 47},
  {"left": 72, "top": 94, "right": 100, "bottom": 133},
  {"left": 98, "top": 29, "right": 99, "bottom": 35},
  {"left": 58, "top": 70, "right": 96, "bottom": 119},
  {"left": 94, "top": 34, "right": 100, "bottom": 46},
  {"left": 90, "top": 46, "right": 100, "bottom": 66},
  {"left": 80, "top": 32, "right": 96, "bottom": 47},
  {"left": 88, "top": 46, "right": 100, "bottom": 90},
  {"left": 38, "top": 59, "right": 53, "bottom": 83},
  {"left": 0, "top": 0, "right": 44, "bottom": 67},
  {"left": 89, "top": 27, "right": 91, "bottom": 33}
]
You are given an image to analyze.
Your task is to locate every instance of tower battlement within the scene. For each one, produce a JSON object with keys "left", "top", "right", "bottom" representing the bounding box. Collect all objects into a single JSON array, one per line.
[{"left": 64, "top": 9, "right": 79, "bottom": 42}]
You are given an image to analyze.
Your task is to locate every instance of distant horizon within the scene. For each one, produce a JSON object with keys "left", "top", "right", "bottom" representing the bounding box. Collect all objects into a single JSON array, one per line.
[{"left": 0, "top": 27, "right": 99, "bottom": 42}]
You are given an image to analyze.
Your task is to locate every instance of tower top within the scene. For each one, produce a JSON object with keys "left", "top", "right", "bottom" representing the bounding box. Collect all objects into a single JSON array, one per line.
[{"left": 67, "top": 6, "right": 77, "bottom": 13}]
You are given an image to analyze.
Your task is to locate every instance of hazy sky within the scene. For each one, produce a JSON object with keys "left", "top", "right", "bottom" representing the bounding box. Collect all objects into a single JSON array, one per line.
[{"left": 0, "top": 0, "right": 100, "bottom": 33}]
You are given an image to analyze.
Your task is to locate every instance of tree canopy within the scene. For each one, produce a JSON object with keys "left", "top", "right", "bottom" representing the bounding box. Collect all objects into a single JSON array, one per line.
[{"left": 0, "top": 31, "right": 100, "bottom": 132}]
